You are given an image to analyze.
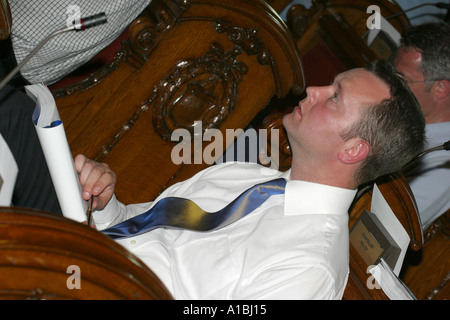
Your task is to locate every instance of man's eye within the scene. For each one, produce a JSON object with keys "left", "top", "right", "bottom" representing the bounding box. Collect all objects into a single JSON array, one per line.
[{"left": 332, "top": 92, "right": 338, "bottom": 103}]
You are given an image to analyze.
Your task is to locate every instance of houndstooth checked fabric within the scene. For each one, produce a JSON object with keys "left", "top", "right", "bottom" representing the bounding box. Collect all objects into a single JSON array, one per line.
[{"left": 9, "top": 0, "right": 151, "bottom": 85}]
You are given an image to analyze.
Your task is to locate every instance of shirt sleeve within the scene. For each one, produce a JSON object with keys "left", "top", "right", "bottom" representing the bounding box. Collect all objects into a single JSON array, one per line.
[
  {"left": 408, "top": 162, "right": 450, "bottom": 229},
  {"left": 92, "top": 194, "right": 154, "bottom": 230}
]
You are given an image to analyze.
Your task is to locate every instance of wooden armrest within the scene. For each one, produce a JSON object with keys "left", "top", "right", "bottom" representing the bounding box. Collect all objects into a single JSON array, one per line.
[{"left": 0, "top": 207, "right": 172, "bottom": 299}]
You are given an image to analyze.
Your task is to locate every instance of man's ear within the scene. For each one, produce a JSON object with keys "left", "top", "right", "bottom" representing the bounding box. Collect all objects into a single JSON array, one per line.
[
  {"left": 337, "top": 139, "right": 370, "bottom": 164},
  {"left": 433, "top": 79, "right": 450, "bottom": 100}
]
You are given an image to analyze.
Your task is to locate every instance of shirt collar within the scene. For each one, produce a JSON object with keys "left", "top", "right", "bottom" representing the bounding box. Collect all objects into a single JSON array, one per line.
[{"left": 283, "top": 170, "right": 357, "bottom": 216}]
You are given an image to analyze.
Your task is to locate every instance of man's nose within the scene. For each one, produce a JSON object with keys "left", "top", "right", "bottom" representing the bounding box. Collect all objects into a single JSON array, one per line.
[{"left": 305, "top": 86, "right": 320, "bottom": 105}]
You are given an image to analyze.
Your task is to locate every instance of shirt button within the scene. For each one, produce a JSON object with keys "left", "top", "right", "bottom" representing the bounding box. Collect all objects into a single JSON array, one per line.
[{"left": 130, "top": 240, "right": 136, "bottom": 245}]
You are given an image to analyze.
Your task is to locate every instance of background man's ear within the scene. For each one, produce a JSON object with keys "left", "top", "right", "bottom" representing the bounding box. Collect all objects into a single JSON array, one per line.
[
  {"left": 433, "top": 80, "right": 450, "bottom": 100},
  {"left": 337, "top": 139, "right": 370, "bottom": 164}
]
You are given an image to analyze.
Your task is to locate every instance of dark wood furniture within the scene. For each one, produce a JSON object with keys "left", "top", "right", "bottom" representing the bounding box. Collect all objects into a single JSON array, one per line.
[
  {"left": 1, "top": 0, "right": 447, "bottom": 300},
  {"left": 51, "top": 0, "right": 304, "bottom": 205},
  {"left": 286, "top": 0, "right": 410, "bottom": 65},
  {"left": 277, "top": 0, "right": 410, "bottom": 90},
  {"left": 401, "top": 209, "right": 450, "bottom": 300},
  {"left": 0, "top": 206, "right": 172, "bottom": 299},
  {"left": 1, "top": 0, "right": 306, "bottom": 300}
]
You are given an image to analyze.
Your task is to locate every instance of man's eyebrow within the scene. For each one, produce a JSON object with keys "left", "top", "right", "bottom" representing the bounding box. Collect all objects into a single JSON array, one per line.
[
  {"left": 329, "top": 74, "right": 342, "bottom": 87},
  {"left": 330, "top": 75, "right": 344, "bottom": 100},
  {"left": 337, "top": 82, "right": 342, "bottom": 95},
  {"left": 336, "top": 82, "right": 345, "bottom": 106},
  {"left": 331, "top": 74, "right": 340, "bottom": 84}
]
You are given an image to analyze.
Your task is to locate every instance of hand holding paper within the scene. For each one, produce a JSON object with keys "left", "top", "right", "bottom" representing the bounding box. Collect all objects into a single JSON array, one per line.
[{"left": 73, "top": 154, "right": 116, "bottom": 211}]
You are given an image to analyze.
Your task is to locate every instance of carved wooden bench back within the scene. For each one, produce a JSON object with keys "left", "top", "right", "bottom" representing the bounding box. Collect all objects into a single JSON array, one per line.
[
  {"left": 52, "top": 0, "right": 304, "bottom": 204},
  {"left": 286, "top": 0, "right": 410, "bottom": 66}
]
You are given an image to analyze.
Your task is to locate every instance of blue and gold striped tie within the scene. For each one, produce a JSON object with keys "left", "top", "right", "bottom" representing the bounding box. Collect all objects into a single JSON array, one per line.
[{"left": 103, "top": 178, "right": 286, "bottom": 239}]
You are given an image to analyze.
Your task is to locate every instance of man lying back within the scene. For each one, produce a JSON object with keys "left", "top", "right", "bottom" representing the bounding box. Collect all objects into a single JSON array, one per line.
[{"left": 75, "top": 60, "right": 425, "bottom": 299}]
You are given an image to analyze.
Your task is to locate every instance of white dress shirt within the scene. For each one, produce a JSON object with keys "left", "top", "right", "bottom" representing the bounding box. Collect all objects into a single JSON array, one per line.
[
  {"left": 94, "top": 162, "right": 357, "bottom": 300},
  {"left": 406, "top": 122, "right": 450, "bottom": 230}
]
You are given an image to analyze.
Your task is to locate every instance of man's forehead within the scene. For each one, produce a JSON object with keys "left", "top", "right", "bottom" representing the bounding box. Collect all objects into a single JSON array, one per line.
[
  {"left": 334, "top": 68, "right": 366, "bottom": 80},
  {"left": 334, "top": 68, "right": 390, "bottom": 102},
  {"left": 394, "top": 47, "right": 423, "bottom": 78}
]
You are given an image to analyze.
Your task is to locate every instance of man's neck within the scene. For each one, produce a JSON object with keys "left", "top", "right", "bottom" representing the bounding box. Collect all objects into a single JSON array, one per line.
[
  {"left": 289, "top": 158, "right": 357, "bottom": 190},
  {"left": 426, "top": 99, "right": 450, "bottom": 124}
]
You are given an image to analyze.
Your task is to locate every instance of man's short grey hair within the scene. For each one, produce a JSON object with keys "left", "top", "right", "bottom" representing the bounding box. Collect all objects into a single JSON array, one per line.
[
  {"left": 399, "top": 22, "right": 450, "bottom": 84},
  {"left": 341, "top": 60, "right": 426, "bottom": 186}
]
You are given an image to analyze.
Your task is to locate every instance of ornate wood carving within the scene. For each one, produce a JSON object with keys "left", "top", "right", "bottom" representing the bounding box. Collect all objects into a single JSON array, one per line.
[
  {"left": 215, "top": 19, "right": 282, "bottom": 96},
  {"left": 214, "top": 19, "right": 272, "bottom": 66},
  {"left": 94, "top": 16, "right": 281, "bottom": 150},
  {"left": 52, "top": 0, "right": 191, "bottom": 98},
  {"left": 287, "top": 0, "right": 409, "bottom": 40},
  {"left": 423, "top": 209, "right": 450, "bottom": 244},
  {"left": 285, "top": 0, "right": 410, "bottom": 71},
  {"left": 425, "top": 271, "right": 450, "bottom": 300},
  {"left": 401, "top": 209, "right": 450, "bottom": 300},
  {"left": 53, "top": 0, "right": 302, "bottom": 100},
  {"left": 152, "top": 42, "right": 248, "bottom": 141},
  {"left": 125, "top": 0, "right": 191, "bottom": 67},
  {"left": 95, "top": 102, "right": 151, "bottom": 162},
  {"left": 53, "top": 0, "right": 304, "bottom": 204},
  {"left": 52, "top": 49, "right": 130, "bottom": 98}
]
